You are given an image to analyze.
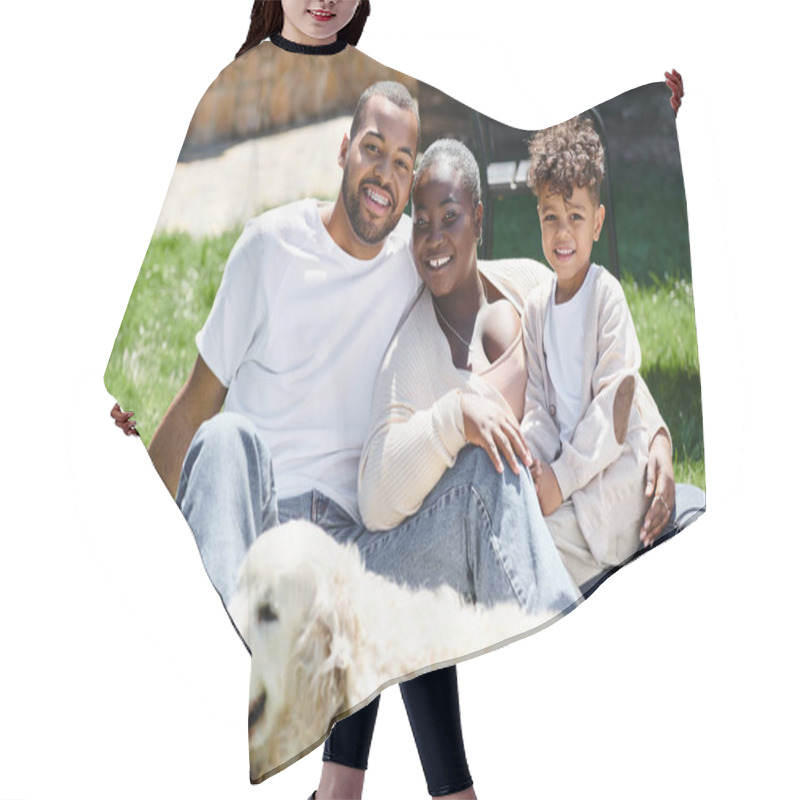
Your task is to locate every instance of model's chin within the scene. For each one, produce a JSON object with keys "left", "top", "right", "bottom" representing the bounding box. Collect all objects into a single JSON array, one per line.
[
  {"left": 344, "top": 185, "right": 399, "bottom": 244},
  {"left": 423, "top": 273, "right": 452, "bottom": 297},
  {"left": 353, "top": 216, "right": 396, "bottom": 245}
]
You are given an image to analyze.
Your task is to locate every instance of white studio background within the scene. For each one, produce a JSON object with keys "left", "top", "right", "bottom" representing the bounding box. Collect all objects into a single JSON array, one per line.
[{"left": 0, "top": 2, "right": 796, "bottom": 798}]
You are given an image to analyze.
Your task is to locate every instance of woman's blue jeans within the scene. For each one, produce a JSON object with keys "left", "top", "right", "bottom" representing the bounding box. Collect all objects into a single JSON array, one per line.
[{"left": 176, "top": 411, "right": 579, "bottom": 614}]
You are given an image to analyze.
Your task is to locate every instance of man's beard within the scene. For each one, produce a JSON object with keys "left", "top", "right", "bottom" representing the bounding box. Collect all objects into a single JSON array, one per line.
[{"left": 342, "top": 165, "right": 400, "bottom": 246}]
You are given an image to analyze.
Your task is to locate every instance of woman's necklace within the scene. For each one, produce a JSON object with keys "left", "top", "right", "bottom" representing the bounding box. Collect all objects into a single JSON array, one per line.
[
  {"left": 432, "top": 276, "right": 488, "bottom": 353},
  {"left": 433, "top": 300, "right": 477, "bottom": 351}
]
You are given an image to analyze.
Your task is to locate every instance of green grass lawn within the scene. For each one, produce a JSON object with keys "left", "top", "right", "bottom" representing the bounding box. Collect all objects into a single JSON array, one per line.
[
  {"left": 106, "top": 166, "right": 704, "bottom": 488},
  {"left": 106, "top": 229, "right": 241, "bottom": 441}
]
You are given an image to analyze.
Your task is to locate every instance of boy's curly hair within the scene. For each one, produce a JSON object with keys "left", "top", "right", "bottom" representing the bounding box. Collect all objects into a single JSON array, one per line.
[{"left": 527, "top": 116, "right": 604, "bottom": 205}]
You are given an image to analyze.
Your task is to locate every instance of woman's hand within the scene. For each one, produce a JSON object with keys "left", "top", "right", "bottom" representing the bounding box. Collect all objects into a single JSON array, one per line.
[
  {"left": 640, "top": 429, "right": 675, "bottom": 546},
  {"left": 111, "top": 403, "right": 139, "bottom": 437},
  {"left": 460, "top": 394, "right": 532, "bottom": 475},
  {"left": 531, "top": 459, "right": 563, "bottom": 516}
]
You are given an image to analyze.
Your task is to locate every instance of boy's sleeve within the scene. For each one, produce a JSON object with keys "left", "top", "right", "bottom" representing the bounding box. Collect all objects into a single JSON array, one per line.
[
  {"left": 550, "top": 276, "right": 642, "bottom": 501},
  {"left": 521, "top": 287, "right": 562, "bottom": 464},
  {"left": 636, "top": 375, "right": 672, "bottom": 451},
  {"left": 196, "top": 219, "right": 268, "bottom": 388}
]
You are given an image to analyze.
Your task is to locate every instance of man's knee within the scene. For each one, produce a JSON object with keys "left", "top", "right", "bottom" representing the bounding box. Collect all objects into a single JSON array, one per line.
[{"left": 193, "top": 412, "right": 266, "bottom": 459}]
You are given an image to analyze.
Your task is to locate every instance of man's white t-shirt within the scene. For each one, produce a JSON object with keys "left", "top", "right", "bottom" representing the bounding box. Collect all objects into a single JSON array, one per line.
[
  {"left": 197, "top": 198, "right": 421, "bottom": 521},
  {"left": 543, "top": 263, "right": 601, "bottom": 443}
]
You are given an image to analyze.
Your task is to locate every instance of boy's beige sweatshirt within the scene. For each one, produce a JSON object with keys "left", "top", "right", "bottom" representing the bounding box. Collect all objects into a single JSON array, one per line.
[{"left": 522, "top": 265, "right": 665, "bottom": 564}]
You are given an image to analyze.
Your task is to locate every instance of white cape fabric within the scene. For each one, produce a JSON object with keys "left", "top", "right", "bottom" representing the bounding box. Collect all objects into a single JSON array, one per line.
[{"left": 105, "top": 39, "right": 704, "bottom": 782}]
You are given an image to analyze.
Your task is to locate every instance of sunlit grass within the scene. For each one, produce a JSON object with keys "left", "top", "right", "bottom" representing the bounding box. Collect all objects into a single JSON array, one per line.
[{"left": 105, "top": 230, "right": 239, "bottom": 441}]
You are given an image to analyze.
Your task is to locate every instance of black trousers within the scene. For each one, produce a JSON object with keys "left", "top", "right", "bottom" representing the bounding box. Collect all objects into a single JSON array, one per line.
[{"left": 323, "top": 665, "right": 473, "bottom": 797}]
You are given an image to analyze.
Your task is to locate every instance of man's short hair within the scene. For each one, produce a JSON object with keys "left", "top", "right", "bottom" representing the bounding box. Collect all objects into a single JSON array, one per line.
[
  {"left": 413, "top": 138, "right": 482, "bottom": 211},
  {"left": 350, "top": 81, "right": 420, "bottom": 149},
  {"left": 527, "top": 116, "right": 604, "bottom": 206}
]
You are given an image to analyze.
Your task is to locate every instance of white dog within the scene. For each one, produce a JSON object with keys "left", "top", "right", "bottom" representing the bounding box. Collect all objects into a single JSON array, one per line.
[{"left": 228, "top": 520, "right": 565, "bottom": 781}]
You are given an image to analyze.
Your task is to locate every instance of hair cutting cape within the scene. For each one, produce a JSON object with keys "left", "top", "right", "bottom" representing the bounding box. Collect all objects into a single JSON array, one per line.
[{"left": 105, "top": 39, "right": 705, "bottom": 783}]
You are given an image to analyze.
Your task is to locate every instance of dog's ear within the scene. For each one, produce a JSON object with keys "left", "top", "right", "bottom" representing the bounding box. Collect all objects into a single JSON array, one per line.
[
  {"left": 265, "top": 535, "right": 368, "bottom": 759},
  {"left": 288, "top": 610, "right": 349, "bottom": 738},
  {"left": 289, "top": 558, "right": 365, "bottom": 721},
  {"left": 263, "top": 612, "right": 348, "bottom": 773},
  {"left": 261, "top": 614, "right": 345, "bottom": 774}
]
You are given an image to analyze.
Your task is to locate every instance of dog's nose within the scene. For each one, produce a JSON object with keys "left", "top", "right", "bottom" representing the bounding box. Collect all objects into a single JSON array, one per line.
[{"left": 258, "top": 602, "right": 278, "bottom": 624}]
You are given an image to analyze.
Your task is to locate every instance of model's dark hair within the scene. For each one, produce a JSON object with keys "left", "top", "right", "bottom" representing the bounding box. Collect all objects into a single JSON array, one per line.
[
  {"left": 349, "top": 81, "right": 420, "bottom": 149},
  {"left": 413, "top": 139, "right": 482, "bottom": 211},
  {"left": 527, "top": 115, "right": 604, "bottom": 205},
  {"left": 236, "top": 1, "right": 371, "bottom": 59}
]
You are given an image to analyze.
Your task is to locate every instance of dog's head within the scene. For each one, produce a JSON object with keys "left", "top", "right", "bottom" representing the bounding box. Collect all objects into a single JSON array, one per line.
[{"left": 228, "top": 521, "right": 364, "bottom": 779}]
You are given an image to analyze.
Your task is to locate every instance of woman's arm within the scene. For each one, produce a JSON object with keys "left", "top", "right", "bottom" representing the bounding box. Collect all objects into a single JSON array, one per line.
[
  {"left": 358, "top": 386, "right": 468, "bottom": 531},
  {"left": 359, "top": 386, "right": 531, "bottom": 531}
]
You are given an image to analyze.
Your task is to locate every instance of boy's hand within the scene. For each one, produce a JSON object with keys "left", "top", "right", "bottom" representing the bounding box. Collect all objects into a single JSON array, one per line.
[
  {"left": 640, "top": 429, "right": 675, "bottom": 546},
  {"left": 533, "top": 460, "right": 563, "bottom": 517},
  {"left": 461, "top": 394, "right": 533, "bottom": 475}
]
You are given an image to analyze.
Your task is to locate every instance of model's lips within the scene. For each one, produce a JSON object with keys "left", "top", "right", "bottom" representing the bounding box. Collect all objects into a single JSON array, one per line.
[
  {"left": 308, "top": 9, "right": 335, "bottom": 21},
  {"left": 425, "top": 255, "right": 453, "bottom": 270},
  {"left": 362, "top": 184, "right": 393, "bottom": 213},
  {"left": 554, "top": 247, "right": 575, "bottom": 260}
]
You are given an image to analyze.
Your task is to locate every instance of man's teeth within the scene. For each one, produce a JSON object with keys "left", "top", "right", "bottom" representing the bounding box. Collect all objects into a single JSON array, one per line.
[
  {"left": 366, "top": 188, "right": 390, "bottom": 207},
  {"left": 556, "top": 248, "right": 574, "bottom": 255},
  {"left": 428, "top": 256, "right": 452, "bottom": 268}
]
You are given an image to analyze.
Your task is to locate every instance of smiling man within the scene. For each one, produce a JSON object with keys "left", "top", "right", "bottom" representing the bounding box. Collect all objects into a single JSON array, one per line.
[{"left": 148, "top": 82, "right": 421, "bottom": 564}]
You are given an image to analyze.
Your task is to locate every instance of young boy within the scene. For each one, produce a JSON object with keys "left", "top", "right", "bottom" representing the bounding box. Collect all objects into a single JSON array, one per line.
[{"left": 521, "top": 115, "right": 656, "bottom": 589}]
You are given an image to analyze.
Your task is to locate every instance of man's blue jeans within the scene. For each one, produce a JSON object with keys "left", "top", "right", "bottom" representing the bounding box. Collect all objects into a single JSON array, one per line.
[{"left": 176, "top": 412, "right": 579, "bottom": 615}]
